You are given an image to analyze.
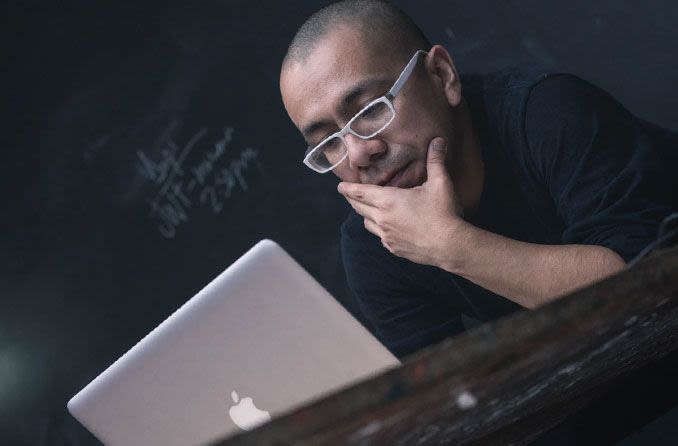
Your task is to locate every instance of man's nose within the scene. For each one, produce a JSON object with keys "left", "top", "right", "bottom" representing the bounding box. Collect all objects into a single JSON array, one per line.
[{"left": 343, "top": 133, "right": 386, "bottom": 169}]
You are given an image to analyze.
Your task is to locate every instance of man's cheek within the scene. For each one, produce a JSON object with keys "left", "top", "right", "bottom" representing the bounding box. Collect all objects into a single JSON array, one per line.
[{"left": 400, "top": 123, "right": 435, "bottom": 156}]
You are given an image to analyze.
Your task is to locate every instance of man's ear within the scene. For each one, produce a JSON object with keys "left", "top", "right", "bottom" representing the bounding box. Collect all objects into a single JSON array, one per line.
[{"left": 424, "top": 45, "right": 462, "bottom": 107}]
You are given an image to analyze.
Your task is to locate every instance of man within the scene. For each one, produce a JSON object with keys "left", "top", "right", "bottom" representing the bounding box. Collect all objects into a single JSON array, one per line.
[{"left": 280, "top": 0, "right": 677, "bottom": 359}]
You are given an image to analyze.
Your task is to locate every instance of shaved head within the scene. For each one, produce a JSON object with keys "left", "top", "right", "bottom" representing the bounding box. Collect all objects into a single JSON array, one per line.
[
  {"left": 282, "top": 0, "right": 431, "bottom": 71},
  {"left": 280, "top": 0, "right": 467, "bottom": 190}
]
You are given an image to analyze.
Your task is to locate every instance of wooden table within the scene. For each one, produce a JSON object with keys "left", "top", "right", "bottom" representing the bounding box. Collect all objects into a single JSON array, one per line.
[{"left": 211, "top": 246, "right": 678, "bottom": 445}]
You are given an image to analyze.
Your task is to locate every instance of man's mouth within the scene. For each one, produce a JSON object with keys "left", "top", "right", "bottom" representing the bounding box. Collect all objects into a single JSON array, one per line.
[{"left": 378, "top": 161, "right": 412, "bottom": 187}]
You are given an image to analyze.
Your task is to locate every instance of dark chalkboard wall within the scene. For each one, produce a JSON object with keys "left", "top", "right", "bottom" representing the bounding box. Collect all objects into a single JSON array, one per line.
[{"left": 3, "top": 1, "right": 677, "bottom": 444}]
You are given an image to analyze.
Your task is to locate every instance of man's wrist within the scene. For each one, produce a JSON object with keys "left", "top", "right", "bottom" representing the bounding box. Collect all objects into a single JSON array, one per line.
[{"left": 437, "top": 218, "right": 476, "bottom": 275}]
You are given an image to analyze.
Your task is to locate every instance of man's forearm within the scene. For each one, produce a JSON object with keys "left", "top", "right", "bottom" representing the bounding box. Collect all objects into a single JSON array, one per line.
[{"left": 438, "top": 221, "right": 627, "bottom": 309}]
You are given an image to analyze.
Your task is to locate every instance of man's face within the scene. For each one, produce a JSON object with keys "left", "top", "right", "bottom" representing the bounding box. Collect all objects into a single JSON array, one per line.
[{"left": 280, "top": 24, "right": 460, "bottom": 187}]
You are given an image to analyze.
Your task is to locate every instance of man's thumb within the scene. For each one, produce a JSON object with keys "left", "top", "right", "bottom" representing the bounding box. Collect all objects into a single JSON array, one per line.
[{"left": 426, "top": 137, "right": 449, "bottom": 180}]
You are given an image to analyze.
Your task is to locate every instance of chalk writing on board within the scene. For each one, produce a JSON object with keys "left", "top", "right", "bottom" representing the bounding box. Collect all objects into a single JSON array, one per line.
[{"left": 137, "top": 126, "right": 260, "bottom": 239}]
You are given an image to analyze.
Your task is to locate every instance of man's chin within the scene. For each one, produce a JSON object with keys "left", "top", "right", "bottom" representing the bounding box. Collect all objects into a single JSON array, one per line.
[
  {"left": 399, "top": 179, "right": 425, "bottom": 189},
  {"left": 396, "top": 160, "right": 426, "bottom": 188}
]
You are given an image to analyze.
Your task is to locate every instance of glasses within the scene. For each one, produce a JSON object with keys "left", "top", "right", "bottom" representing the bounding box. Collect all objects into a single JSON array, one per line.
[{"left": 302, "top": 50, "right": 427, "bottom": 173}]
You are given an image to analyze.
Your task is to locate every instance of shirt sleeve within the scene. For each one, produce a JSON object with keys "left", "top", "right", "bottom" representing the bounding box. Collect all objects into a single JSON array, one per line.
[
  {"left": 524, "top": 74, "right": 676, "bottom": 263},
  {"left": 340, "top": 210, "right": 466, "bottom": 360}
]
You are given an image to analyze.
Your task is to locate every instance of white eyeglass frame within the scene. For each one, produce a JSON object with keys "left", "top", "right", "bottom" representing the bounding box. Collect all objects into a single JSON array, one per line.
[{"left": 302, "top": 49, "right": 428, "bottom": 173}]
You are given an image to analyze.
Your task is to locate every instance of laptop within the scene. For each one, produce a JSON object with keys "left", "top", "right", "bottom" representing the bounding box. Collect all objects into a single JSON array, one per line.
[{"left": 67, "top": 239, "right": 400, "bottom": 445}]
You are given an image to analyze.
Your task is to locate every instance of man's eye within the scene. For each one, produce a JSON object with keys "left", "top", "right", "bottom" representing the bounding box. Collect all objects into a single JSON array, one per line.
[
  {"left": 358, "top": 100, "right": 389, "bottom": 120},
  {"left": 359, "top": 106, "right": 376, "bottom": 118},
  {"left": 324, "top": 137, "right": 340, "bottom": 148},
  {"left": 315, "top": 134, "right": 333, "bottom": 146}
]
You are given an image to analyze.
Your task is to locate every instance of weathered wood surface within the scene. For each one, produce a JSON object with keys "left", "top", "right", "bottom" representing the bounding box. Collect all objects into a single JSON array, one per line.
[{"left": 211, "top": 246, "right": 678, "bottom": 446}]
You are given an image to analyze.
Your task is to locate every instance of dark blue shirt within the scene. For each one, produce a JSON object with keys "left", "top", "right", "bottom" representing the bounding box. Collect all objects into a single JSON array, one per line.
[{"left": 341, "top": 69, "right": 677, "bottom": 360}]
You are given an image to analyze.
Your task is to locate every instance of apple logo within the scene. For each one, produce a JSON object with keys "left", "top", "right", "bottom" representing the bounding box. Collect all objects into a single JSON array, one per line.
[{"left": 228, "top": 390, "right": 271, "bottom": 430}]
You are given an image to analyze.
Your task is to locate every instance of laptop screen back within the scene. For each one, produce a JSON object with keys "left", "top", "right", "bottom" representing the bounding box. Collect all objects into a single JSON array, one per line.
[{"left": 67, "top": 239, "right": 400, "bottom": 445}]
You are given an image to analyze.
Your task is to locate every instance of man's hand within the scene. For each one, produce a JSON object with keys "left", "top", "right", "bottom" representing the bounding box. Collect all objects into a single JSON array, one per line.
[{"left": 338, "top": 137, "right": 466, "bottom": 267}]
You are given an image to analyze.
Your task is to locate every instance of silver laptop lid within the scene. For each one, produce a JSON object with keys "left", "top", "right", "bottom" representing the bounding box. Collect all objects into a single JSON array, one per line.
[{"left": 67, "top": 239, "right": 400, "bottom": 446}]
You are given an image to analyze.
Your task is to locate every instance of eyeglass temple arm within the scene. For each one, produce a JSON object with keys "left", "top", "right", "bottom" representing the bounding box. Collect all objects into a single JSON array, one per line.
[{"left": 388, "top": 50, "right": 427, "bottom": 97}]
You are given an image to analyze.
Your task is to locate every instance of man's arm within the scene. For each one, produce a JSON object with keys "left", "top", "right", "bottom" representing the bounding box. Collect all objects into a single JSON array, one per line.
[
  {"left": 439, "top": 74, "right": 674, "bottom": 308},
  {"left": 439, "top": 73, "right": 674, "bottom": 308},
  {"left": 437, "top": 220, "right": 626, "bottom": 309},
  {"left": 339, "top": 137, "right": 628, "bottom": 311}
]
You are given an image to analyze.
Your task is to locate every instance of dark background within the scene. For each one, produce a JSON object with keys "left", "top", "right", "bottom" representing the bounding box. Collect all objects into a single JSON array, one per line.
[{"left": 3, "top": 0, "right": 677, "bottom": 444}]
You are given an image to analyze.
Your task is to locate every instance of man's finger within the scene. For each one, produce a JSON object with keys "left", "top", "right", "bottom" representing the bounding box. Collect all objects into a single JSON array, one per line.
[
  {"left": 347, "top": 197, "right": 379, "bottom": 222},
  {"left": 426, "top": 137, "right": 451, "bottom": 182},
  {"left": 338, "top": 182, "right": 385, "bottom": 207}
]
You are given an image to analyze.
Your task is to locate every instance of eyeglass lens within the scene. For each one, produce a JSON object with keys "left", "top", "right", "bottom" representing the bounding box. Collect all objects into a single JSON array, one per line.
[{"left": 308, "top": 100, "right": 394, "bottom": 171}]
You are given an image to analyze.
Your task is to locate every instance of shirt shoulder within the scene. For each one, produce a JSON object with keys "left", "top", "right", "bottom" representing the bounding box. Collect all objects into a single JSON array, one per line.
[
  {"left": 461, "top": 67, "right": 568, "bottom": 115},
  {"left": 463, "top": 69, "right": 645, "bottom": 184},
  {"left": 462, "top": 68, "right": 575, "bottom": 182}
]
